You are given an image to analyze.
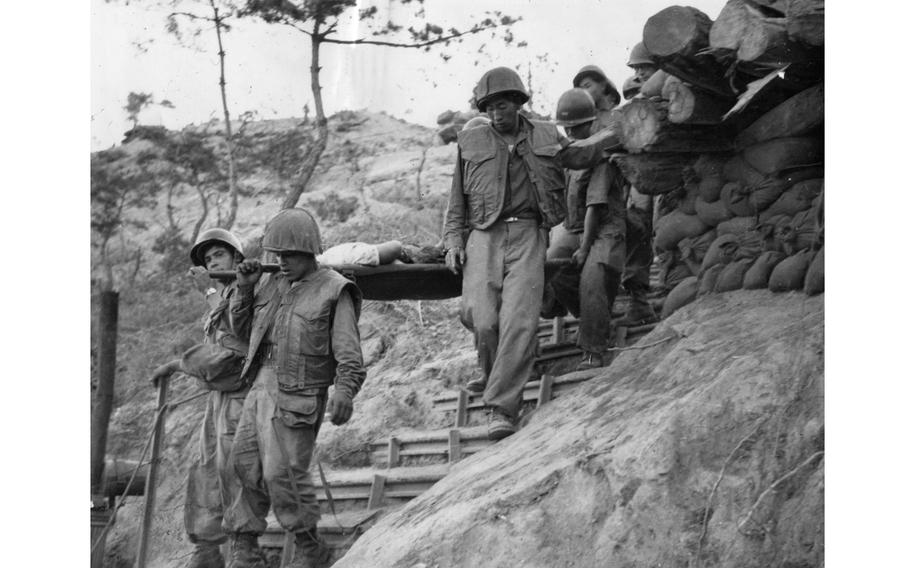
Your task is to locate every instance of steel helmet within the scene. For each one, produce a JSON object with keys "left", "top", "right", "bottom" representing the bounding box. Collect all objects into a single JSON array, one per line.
[
  {"left": 555, "top": 89, "right": 597, "bottom": 127},
  {"left": 261, "top": 208, "right": 322, "bottom": 255},
  {"left": 571, "top": 65, "right": 620, "bottom": 106},
  {"left": 190, "top": 228, "right": 244, "bottom": 266},
  {"left": 627, "top": 42, "right": 655, "bottom": 67},
  {"left": 622, "top": 76, "right": 642, "bottom": 100},
  {"left": 463, "top": 116, "right": 492, "bottom": 130},
  {"left": 474, "top": 67, "right": 530, "bottom": 112}
]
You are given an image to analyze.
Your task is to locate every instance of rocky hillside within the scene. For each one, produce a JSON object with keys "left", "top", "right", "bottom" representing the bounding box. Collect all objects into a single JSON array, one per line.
[{"left": 337, "top": 291, "right": 824, "bottom": 568}]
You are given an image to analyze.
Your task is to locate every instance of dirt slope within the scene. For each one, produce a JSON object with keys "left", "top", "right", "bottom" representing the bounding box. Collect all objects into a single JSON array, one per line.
[{"left": 335, "top": 291, "right": 824, "bottom": 568}]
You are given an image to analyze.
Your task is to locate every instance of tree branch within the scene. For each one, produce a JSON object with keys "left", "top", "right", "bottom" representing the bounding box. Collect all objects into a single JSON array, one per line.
[
  {"left": 168, "top": 11, "right": 214, "bottom": 23},
  {"left": 320, "top": 23, "right": 501, "bottom": 49}
]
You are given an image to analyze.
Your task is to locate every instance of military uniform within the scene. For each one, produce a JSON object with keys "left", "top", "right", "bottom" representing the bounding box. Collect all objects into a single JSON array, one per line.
[
  {"left": 445, "top": 115, "right": 610, "bottom": 423},
  {"left": 223, "top": 269, "right": 364, "bottom": 535},
  {"left": 184, "top": 284, "right": 250, "bottom": 547}
]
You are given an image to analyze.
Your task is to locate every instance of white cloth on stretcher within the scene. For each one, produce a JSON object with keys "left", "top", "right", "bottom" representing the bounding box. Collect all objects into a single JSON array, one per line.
[{"left": 317, "top": 242, "right": 380, "bottom": 266}]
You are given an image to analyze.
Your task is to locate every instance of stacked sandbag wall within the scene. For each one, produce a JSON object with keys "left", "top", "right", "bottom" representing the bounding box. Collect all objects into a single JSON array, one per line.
[{"left": 655, "top": 93, "right": 823, "bottom": 319}]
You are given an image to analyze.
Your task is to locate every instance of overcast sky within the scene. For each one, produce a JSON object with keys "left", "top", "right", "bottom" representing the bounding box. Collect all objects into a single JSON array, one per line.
[{"left": 91, "top": 0, "right": 728, "bottom": 150}]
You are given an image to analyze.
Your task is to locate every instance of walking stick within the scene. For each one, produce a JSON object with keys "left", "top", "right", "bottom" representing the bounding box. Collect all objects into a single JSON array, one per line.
[{"left": 134, "top": 375, "right": 169, "bottom": 568}]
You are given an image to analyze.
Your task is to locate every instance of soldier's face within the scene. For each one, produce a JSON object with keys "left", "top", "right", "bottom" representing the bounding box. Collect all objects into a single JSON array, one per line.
[
  {"left": 566, "top": 122, "right": 593, "bottom": 141},
  {"left": 275, "top": 251, "right": 316, "bottom": 282},
  {"left": 632, "top": 64, "right": 657, "bottom": 84},
  {"left": 486, "top": 96, "right": 521, "bottom": 135},
  {"left": 202, "top": 245, "right": 236, "bottom": 272}
]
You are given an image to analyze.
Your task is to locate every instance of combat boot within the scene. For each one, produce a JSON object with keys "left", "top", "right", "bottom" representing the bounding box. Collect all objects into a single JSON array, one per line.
[
  {"left": 576, "top": 351, "right": 605, "bottom": 371},
  {"left": 226, "top": 533, "right": 267, "bottom": 568},
  {"left": 487, "top": 410, "right": 516, "bottom": 441},
  {"left": 286, "top": 527, "right": 332, "bottom": 568},
  {"left": 185, "top": 542, "right": 225, "bottom": 568},
  {"left": 615, "top": 296, "right": 658, "bottom": 327}
]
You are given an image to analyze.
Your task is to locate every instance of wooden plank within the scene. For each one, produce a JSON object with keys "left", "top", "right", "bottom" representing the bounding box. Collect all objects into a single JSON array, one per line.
[
  {"left": 455, "top": 389, "right": 469, "bottom": 427},
  {"left": 280, "top": 532, "right": 294, "bottom": 568},
  {"left": 387, "top": 437, "right": 401, "bottom": 469},
  {"left": 537, "top": 374, "right": 555, "bottom": 408},
  {"left": 448, "top": 429, "right": 462, "bottom": 463},
  {"left": 367, "top": 474, "right": 386, "bottom": 510},
  {"left": 553, "top": 316, "right": 566, "bottom": 344}
]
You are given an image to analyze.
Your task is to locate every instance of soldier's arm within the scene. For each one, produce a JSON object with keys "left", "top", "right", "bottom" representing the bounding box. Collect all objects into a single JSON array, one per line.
[
  {"left": 556, "top": 126, "right": 623, "bottom": 170},
  {"left": 443, "top": 147, "right": 468, "bottom": 251},
  {"left": 331, "top": 289, "right": 366, "bottom": 400}
]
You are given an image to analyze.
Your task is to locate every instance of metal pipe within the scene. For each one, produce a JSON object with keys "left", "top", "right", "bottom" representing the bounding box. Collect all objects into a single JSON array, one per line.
[{"left": 134, "top": 376, "right": 169, "bottom": 568}]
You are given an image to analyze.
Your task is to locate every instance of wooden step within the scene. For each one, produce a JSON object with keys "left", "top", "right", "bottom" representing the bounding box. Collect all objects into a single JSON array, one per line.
[
  {"left": 370, "top": 425, "right": 491, "bottom": 467},
  {"left": 260, "top": 509, "right": 380, "bottom": 567},
  {"left": 313, "top": 463, "right": 450, "bottom": 512}
]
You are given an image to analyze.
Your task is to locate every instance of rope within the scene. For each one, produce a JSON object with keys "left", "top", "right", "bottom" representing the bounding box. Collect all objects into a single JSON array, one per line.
[{"left": 606, "top": 333, "right": 676, "bottom": 352}]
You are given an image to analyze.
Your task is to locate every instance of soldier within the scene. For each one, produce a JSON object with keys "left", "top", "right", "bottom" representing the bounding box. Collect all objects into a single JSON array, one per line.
[
  {"left": 549, "top": 89, "right": 628, "bottom": 370},
  {"left": 615, "top": 42, "right": 661, "bottom": 326},
  {"left": 222, "top": 208, "right": 365, "bottom": 568},
  {"left": 627, "top": 42, "right": 659, "bottom": 85},
  {"left": 572, "top": 64, "right": 622, "bottom": 130},
  {"left": 444, "top": 66, "right": 621, "bottom": 441},
  {"left": 150, "top": 228, "right": 250, "bottom": 568}
]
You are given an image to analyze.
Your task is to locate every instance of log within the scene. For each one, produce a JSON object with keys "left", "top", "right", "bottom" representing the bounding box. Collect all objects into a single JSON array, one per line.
[
  {"left": 643, "top": 6, "right": 735, "bottom": 97},
  {"left": 612, "top": 153, "right": 695, "bottom": 195},
  {"left": 662, "top": 75, "right": 736, "bottom": 124},
  {"left": 787, "top": 0, "right": 824, "bottom": 46},
  {"left": 617, "top": 98, "right": 735, "bottom": 154},
  {"left": 742, "top": 136, "right": 823, "bottom": 175},
  {"left": 713, "top": 0, "right": 817, "bottom": 71},
  {"left": 735, "top": 84, "right": 823, "bottom": 149}
]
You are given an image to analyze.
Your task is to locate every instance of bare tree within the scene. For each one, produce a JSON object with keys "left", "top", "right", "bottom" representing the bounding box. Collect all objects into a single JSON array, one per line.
[
  {"left": 240, "top": 0, "right": 521, "bottom": 209},
  {"left": 165, "top": 0, "right": 242, "bottom": 228}
]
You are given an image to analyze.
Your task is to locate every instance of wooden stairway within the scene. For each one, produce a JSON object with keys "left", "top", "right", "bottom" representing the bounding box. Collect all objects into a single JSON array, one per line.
[{"left": 260, "top": 274, "right": 666, "bottom": 566}]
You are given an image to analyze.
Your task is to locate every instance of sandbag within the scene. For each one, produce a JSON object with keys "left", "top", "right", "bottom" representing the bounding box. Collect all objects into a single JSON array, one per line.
[
  {"left": 743, "top": 250, "right": 787, "bottom": 289},
  {"left": 723, "top": 154, "right": 765, "bottom": 186},
  {"left": 803, "top": 246, "right": 824, "bottom": 295},
  {"left": 664, "top": 261, "right": 694, "bottom": 291},
  {"left": 714, "top": 258, "right": 754, "bottom": 292},
  {"left": 661, "top": 276, "right": 699, "bottom": 319},
  {"left": 698, "top": 175, "right": 725, "bottom": 203},
  {"left": 678, "top": 229, "right": 717, "bottom": 274},
  {"left": 768, "top": 249, "right": 816, "bottom": 292},
  {"left": 700, "top": 233, "right": 739, "bottom": 273},
  {"left": 697, "top": 263, "right": 725, "bottom": 297},
  {"left": 692, "top": 154, "right": 728, "bottom": 180},
  {"left": 720, "top": 180, "right": 785, "bottom": 217},
  {"left": 742, "top": 136, "right": 823, "bottom": 175},
  {"left": 759, "top": 178, "right": 823, "bottom": 222},
  {"left": 782, "top": 209, "right": 818, "bottom": 255},
  {"left": 655, "top": 210, "right": 709, "bottom": 251},
  {"left": 716, "top": 216, "right": 757, "bottom": 236},
  {"left": 695, "top": 196, "right": 734, "bottom": 227},
  {"left": 678, "top": 183, "right": 699, "bottom": 216}
]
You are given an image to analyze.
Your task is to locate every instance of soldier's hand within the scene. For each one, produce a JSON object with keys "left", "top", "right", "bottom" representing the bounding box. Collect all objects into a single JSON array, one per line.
[
  {"left": 235, "top": 259, "right": 263, "bottom": 288},
  {"left": 572, "top": 246, "right": 590, "bottom": 268},
  {"left": 151, "top": 360, "right": 180, "bottom": 388},
  {"left": 329, "top": 391, "right": 354, "bottom": 426},
  {"left": 445, "top": 246, "right": 466, "bottom": 274}
]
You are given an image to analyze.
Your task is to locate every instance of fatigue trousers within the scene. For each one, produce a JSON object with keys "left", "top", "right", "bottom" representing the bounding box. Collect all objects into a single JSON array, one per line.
[
  {"left": 223, "top": 366, "right": 326, "bottom": 535},
  {"left": 184, "top": 388, "right": 248, "bottom": 544},
  {"left": 461, "top": 219, "right": 545, "bottom": 421},
  {"left": 545, "top": 224, "right": 581, "bottom": 317},
  {"left": 623, "top": 206, "right": 654, "bottom": 304},
  {"left": 578, "top": 237, "right": 625, "bottom": 354}
]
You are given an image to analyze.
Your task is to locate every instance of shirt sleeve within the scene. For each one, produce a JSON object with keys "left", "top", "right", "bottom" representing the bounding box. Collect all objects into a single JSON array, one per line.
[
  {"left": 331, "top": 289, "right": 366, "bottom": 399},
  {"left": 585, "top": 162, "right": 612, "bottom": 207},
  {"left": 443, "top": 146, "right": 468, "bottom": 250}
]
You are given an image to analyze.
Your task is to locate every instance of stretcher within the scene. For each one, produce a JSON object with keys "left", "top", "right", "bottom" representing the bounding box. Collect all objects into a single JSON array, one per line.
[{"left": 208, "top": 259, "right": 572, "bottom": 301}]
